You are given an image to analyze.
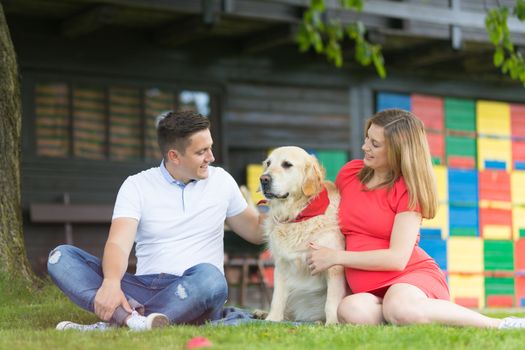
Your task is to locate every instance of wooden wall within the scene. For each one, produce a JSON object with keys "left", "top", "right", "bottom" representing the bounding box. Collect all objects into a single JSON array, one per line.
[
  {"left": 8, "top": 16, "right": 355, "bottom": 272},
  {"left": 224, "top": 82, "right": 350, "bottom": 181},
  {"left": 8, "top": 13, "right": 524, "bottom": 274}
]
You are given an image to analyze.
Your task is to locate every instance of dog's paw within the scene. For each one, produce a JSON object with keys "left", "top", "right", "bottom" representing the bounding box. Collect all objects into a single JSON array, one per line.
[{"left": 252, "top": 309, "right": 269, "bottom": 320}]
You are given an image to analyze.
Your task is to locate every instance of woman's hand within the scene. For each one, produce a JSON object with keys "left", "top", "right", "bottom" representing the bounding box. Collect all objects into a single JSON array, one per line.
[{"left": 306, "top": 242, "right": 338, "bottom": 275}]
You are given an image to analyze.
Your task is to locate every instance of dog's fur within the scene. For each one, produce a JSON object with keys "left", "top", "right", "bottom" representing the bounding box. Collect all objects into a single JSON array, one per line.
[{"left": 260, "top": 146, "right": 346, "bottom": 324}]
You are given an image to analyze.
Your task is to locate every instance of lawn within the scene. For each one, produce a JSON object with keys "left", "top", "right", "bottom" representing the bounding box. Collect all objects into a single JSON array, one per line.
[{"left": 1, "top": 275, "right": 525, "bottom": 350}]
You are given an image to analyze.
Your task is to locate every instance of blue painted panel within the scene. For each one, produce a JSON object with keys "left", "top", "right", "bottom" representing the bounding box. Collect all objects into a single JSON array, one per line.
[
  {"left": 421, "top": 228, "right": 442, "bottom": 239},
  {"left": 521, "top": 297, "right": 525, "bottom": 307},
  {"left": 419, "top": 238, "right": 447, "bottom": 270},
  {"left": 448, "top": 169, "right": 479, "bottom": 204},
  {"left": 484, "top": 160, "right": 507, "bottom": 170},
  {"left": 515, "top": 161, "right": 525, "bottom": 170},
  {"left": 449, "top": 206, "right": 479, "bottom": 230},
  {"left": 376, "top": 92, "right": 411, "bottom": 112}
]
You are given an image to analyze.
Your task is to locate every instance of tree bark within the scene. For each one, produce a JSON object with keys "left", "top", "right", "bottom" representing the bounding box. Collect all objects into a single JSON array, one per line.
[{"left": 0, "top": 3, "right": 37, "bottom": 283}]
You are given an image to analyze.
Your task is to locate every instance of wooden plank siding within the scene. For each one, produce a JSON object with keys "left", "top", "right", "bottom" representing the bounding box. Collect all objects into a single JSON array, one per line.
[{"left": 224, "top": 82, "right": 351, "bottom": 182}]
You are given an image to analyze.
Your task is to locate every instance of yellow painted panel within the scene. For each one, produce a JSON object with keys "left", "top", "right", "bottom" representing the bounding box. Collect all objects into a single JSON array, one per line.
[
  {"left": 476, "top": 100, "right": 510, "bottom": 136},
  {"left": 511, "top": 171, "right": 525, "bottom": 205},
  {"left": 513, "top": 207, "right": 525, "bottom": 240},
  {"left": 477, "top": 137, "right": 511, "bottom": 171},
  {"left": 482, "top": 225, "right": 512, "bottom": 240},
  {"left": 422, "top": 203, "right": 449, "bottom": 238},
  {"left": 448, "top": 237, "right": 484, "bottom": 273},
  {"left": 449, "top": 275, "right": 485, "bottom": 308},
  {"left": 479, "top": 200, "right": 512, "bottom": 210},
  {"left": 246, "top": 164, "right": 265, "bottom": 203},
  {"left": 433, "top": 165, "right": 448, "bottom": 202}
]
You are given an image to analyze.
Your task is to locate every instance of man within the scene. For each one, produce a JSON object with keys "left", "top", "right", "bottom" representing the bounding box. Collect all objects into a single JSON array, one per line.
[{"left": 47, "top": 111, "right": 264, "bottom": 331}]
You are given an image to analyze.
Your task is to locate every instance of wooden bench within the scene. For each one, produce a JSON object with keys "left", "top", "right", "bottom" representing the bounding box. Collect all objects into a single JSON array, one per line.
[
  {"left": 223, "top": 230, "right": 274, "bottom": 308},
  {"left": 29, "top": 193, "right": 113, "bottom": 245},
  {"left": 224, "top": 255, "right": 273, "bottom": 308}
]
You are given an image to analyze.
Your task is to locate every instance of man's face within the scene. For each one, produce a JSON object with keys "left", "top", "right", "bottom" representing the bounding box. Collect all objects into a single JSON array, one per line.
[{"left": 174, "top": 129, "right": 215, "bottom": 183}]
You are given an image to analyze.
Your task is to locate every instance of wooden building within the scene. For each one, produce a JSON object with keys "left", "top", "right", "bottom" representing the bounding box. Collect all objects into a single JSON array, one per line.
[{"left": 4, "top": 0, "right": 525, "bottom": 290}]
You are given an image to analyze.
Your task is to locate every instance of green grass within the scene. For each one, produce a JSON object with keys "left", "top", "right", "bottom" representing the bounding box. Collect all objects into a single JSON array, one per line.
[{"left": 1, "top": 275, "right": 525, "bottom": 350}]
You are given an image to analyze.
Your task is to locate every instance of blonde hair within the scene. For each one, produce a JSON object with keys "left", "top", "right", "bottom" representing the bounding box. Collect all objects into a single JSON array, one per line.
[{"left": 358, "top": 109, "right": 438, "bottom": 219}]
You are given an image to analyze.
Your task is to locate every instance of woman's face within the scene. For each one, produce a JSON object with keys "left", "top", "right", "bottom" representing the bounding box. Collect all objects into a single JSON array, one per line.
[{"left": 362, "top": 123, "right": 389, "bottom": 173}]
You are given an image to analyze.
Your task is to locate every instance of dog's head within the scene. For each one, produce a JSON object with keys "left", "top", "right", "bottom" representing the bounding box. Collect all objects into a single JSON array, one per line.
[{"left": 260, "top": 146, "right": 325, "bottom": 201}]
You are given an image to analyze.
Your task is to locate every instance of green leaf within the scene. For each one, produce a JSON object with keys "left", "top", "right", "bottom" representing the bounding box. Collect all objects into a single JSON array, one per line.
[
  {"left": 494, "top": 47, "right": 505, "bottom": 66},
  {"left": 515, "top": 0, "right": 525, "bottom": 20},
  {"left": 372, "top": 49, "right": 387, "bottom": 79}
]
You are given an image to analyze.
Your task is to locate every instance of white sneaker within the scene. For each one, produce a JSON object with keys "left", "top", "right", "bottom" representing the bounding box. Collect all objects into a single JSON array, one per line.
[
  {"left": 125, "top": 311, "right": 169, "bottom": 331},
  {"left": 56, "top": 321, "right": 113, "bottom": 331},
  {"left": 499, "top": 317, "right": 525, "bottom": 329}
]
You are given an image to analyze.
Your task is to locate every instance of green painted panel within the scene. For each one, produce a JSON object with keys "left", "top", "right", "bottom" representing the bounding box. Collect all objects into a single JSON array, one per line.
[
  {"left": 484, "top": 240, "right": 514, "bottom": 271},
  {"left": 316, "top": 150, "right": 348, "bottom": 182},
  {"left": 485, "top": 277, "right": 515, "bottom": 296},
  {"left": 444, "top": 98, "right": 476, "bottom": 131},
  {"left": 520, "top": 228, "right": 525, "bottom": 238},
  {"left": 446, "top": 135, "right": 477, "bottom": 157},
  {"left": 450, "top": 227, "right": 478, "bottom": 236}
]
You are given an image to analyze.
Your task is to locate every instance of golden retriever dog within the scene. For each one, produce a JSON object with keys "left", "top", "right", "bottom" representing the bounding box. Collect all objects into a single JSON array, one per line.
[{"left": 260, "top": 146, "right": 346, "bottom": 324}]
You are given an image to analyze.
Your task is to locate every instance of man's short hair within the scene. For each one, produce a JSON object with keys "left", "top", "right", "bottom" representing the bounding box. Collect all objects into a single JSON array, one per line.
[{"left": 157, "top": 110, "right": 210, "bottom": 156}]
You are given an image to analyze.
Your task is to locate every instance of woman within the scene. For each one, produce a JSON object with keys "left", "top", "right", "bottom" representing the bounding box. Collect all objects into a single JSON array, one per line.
[{"left": 307, "top": 109, "right": 525, "bottom": 328}]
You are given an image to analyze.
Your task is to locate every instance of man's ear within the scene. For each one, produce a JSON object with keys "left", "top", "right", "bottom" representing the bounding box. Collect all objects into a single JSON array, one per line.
[
  {"left": 167, "top": 149, "right": 181, "bottom": 164},
  {"left": 302, "top": 156, "right": 324, "bottom": 197}
]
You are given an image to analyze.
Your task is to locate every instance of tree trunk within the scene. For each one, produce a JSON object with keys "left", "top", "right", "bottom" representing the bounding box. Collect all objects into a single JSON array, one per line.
[{"left": 0, "top": 4, "right": 37, "bottom": 283}]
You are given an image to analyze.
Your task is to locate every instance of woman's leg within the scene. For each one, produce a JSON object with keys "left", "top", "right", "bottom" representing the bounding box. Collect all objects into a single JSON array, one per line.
[
  {"left": 337, "top": 292, "right": 385, "bottom": 325},
  {"left": 140, "top": 263, "right": 228, "bottom": 325},
  {"left": 382, "top": 283, "right": 501, "bottom": 328}
]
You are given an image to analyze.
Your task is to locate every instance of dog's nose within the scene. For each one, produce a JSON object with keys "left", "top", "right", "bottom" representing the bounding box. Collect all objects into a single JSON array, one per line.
[{"left": 260, "top": 174, "right": 271, "bottom": 188}]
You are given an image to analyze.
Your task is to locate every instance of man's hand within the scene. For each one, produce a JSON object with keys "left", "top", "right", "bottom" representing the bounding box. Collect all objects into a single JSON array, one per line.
[
  {"left": 306, "top": 242, "right": 338, "bottom": 275},
  {"left": 94, "top": 279, "right": 132, "bottom": 321}
]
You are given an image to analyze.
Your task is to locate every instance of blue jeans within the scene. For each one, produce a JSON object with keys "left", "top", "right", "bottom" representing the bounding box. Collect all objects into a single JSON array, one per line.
[{"left": 47, "top": 245, "right": 228, "bottom": 325}]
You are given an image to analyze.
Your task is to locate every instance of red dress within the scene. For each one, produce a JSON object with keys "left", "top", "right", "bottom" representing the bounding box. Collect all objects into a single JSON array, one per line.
[{"left": 335, "top": 160, "right": 449, "bottom": 300}]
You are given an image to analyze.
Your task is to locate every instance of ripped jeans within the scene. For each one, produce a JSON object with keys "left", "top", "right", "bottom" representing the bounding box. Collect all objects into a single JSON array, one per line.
[{"left": 47, "top": 245, "right": 228, "bottom": 325}]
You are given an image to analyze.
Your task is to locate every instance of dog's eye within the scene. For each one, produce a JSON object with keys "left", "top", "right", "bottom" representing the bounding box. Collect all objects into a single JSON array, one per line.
[
  {"left": 265, "top": 160, "right": 271, "bottom": 167},
  {"left": 281, "top": 161, "right": 293, "bottom": 169}
]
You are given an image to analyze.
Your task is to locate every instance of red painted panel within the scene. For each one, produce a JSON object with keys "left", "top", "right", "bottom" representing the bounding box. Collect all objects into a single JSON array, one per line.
[
  {"left": 512, "top": 140, "right": 525, "bottom": 169},
  {"left": 511, "top": 104, "right": 525, "bottom": 137},
  {"left": 515, "top": 277, "right": 525, "bottom": 307},
  {"left": 412, "top": 94, "right": 444, "bottom": 132},
  {"left": 487, "top": 295, "right": 514, "bottom": 307},
  {"left": 478, "top": 170, "right": 511, "bottom": 202},
  {"left": 448, "top": 156, "right": 475, "bottom": 169},
  {"left": 516, "top": 239, "right": 525, "bottom": 269},
  {"left": 479, "top": 207, "right": 512, "bottom": 227},
  {"left": 455, "top": 297, "right": 479, "bottom": 308},
  {"left": 426, "top": 131, "right": 445, "bottom": 163}
]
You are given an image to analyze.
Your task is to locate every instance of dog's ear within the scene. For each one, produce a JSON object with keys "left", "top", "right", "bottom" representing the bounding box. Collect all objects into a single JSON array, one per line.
[{"left": 302, "top": 156, "right": 325, "bottom": 197}]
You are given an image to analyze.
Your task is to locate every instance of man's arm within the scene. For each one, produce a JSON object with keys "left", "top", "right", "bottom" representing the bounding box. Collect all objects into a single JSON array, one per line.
[
  {"left": 225, "top": 206, "right": 265, "bottom": 245},
  {"left": 94, "top": 217, "right": 137, "bottom": 321}
]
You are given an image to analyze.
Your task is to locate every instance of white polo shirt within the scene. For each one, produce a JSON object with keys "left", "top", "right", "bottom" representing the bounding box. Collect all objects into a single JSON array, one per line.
[{"left": 112, "top": 163, "right": 247, "bottom": 276}]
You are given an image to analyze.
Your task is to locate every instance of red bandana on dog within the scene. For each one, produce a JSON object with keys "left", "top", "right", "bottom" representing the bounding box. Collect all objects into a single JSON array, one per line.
[
  {"left": 258, "top": 187, "right": 330, "bottom": 223},
  {"left": 292, "top": 187, "right": 329, "bottom": 222}
]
